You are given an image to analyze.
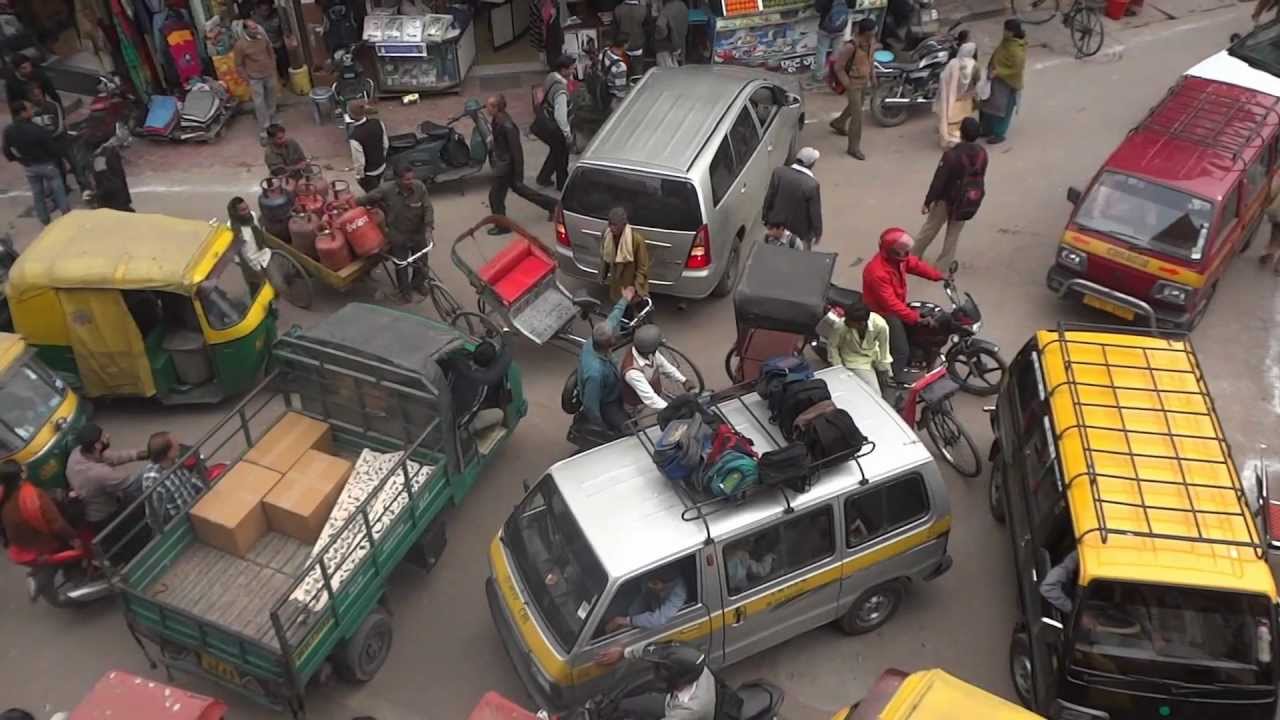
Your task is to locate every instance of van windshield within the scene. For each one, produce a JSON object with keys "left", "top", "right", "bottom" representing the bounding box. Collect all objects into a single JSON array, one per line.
[
  {"left": 1071, "top": 581, "right": 1275, "bottom": 689},
  {"left": 1074, "top": 172, "right": 1213, "bottom": 261},
  {"left": 561, "top": 167, "right": 701, "bottom": 231},
  {"left": 1229, "top": 21, "right": 1280, "bottom": 77},
  {"left": 504, "top": 475, "right": 607, "bottom": 651}
]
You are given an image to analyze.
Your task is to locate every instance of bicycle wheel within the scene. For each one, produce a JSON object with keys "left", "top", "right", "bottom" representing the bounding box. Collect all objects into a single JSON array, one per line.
[
  {"left": 428, "top": 275, "right": 462, "bottom": 323},
  {"left": 947, "top": 344, "right": 1007, "bottom": 397},
  {"left": 1011, "top": 0, "right": 1057, "bottom": 24},
  {"left": 266, "top": 252, "right": 315, "bottom": 309},
  {"left": 922, "top": 404, "right": 982, "bottom": 478},
  {"left": 1070, "top": 6, "right": 1105, "bottom": 58}
]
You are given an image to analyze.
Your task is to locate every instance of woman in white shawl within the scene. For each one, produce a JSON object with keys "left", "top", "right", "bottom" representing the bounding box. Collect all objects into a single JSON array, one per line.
[{"left": 935, "top": 42, "right": 980, "bottom": 148}]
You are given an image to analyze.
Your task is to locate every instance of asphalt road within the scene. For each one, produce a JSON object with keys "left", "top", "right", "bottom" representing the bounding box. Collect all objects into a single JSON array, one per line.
[{"left": 2, "top": 5, "right": 1277, "bottom": 718}]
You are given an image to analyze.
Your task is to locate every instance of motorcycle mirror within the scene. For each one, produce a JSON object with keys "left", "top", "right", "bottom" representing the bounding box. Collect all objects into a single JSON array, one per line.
[
  {"left": 947, "top": 260, "right": 959, "bottom": 276},
  {"left": 1066, "top": 186, "right": 1082, "bottom": 206}
]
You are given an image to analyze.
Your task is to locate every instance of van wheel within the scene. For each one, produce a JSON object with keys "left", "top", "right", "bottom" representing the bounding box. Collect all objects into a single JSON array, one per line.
[
  {"left": 1241, "top": 216, "right": 1263, "bottom": 253},
  {"left": 711, "top": 240, "right": 742, "bottom": 298},
  {"left": 988, "top": 457, "right": 1006, "bottom": 524},
  {"left": 838, "top": 581, "right": 904, "bottom": 635},
  {"left": 1182, "top": 281, "right": 1217, "bottom": 332},
  {"left": 334, "top": 608, "right": 393, "bottom": 683},
  {"left": 1010, "top": 631, "right": 1035, "bottom": 709}
]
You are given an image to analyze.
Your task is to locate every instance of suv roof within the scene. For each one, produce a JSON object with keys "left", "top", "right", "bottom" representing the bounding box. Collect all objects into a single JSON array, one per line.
[
  {"left": 547, "top": 368, "right": 931, "bottom": 578},
  {"left": 1106, "top": 75, "right": 1280, "bottom": 203},
  {"left": 581, "top": 66, "right": 772, "bottom": 175},
  {"left": 1034, "top": 328, "right": 1276, "bottom": 599}
]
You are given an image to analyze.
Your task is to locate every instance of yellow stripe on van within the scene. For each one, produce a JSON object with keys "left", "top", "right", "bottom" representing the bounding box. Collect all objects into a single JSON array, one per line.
[{"left": 489, "top": 534, "right": 574, "bottom": 684}]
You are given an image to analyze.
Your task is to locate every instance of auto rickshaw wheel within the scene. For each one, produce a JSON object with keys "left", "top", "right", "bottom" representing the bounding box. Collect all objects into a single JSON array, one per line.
[{"left": 334, "top": 608, "right": 393, "bottom": 683}]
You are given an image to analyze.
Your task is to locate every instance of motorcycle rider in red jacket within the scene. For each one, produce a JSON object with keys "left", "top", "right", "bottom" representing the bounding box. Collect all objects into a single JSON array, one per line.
[{"left": 862, "top": 227, "right": 945, "bottom": 379}]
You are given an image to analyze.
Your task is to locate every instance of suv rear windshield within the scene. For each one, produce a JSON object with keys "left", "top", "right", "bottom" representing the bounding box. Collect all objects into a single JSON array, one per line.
[
  {"left": 503, "top": 474, "right": 607, "bottom": 651},
  {"left": 1074, "top": 172, "right": 1213, "bottom": 261},
  {"left": 562, "top": 167, "right": 702, "bottom": 231}
]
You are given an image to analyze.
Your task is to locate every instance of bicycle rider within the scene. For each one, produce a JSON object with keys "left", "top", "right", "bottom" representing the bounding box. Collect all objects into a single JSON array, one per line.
[
  {"left": 355, "top": 163, "right": 434, "bottom": 304},
  {"left": 621, "top": 325, "right": 697, "bottom": 414}
]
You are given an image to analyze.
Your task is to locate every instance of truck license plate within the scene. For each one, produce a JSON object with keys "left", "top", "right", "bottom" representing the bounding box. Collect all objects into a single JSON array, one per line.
[
  {"left": 1082, "top": 294, "right": 1136, "bottom": 321},
  {"left": 198, "top": 651, "right": 241, "bottom": 685}
]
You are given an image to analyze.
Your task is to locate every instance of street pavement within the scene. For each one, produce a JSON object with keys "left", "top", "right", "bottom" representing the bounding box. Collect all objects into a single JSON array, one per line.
[{"left": 1, "top": 4, "right": 1278, "bottom": 718}]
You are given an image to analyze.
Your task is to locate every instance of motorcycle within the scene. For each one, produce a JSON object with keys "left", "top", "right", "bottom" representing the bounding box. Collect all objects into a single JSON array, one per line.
[
  {"left": 71, "top": 73, "right": 142, "bottom": 151},
  {"left": 868, "top": 28, "right": 959, "bottom": 127},
  {"left": 385, "top": 98, "right": 490, "bottom": 185},
  {"left": 904, "top": 263, "right": 1006, "bottom": 396},
  {"left": 333, "top": 43, "right": 376, "bottom": 129}
]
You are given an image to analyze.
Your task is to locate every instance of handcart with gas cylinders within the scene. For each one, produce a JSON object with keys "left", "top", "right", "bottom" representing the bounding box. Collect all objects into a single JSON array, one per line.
[{"left": 725, "top": 242, "right": 859, "bottom": 384}]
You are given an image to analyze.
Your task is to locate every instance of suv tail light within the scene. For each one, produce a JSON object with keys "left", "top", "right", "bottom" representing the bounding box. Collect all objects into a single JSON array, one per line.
[
  {"left": 554, "top": 205, "right": 569, "bottom": 247},
  {"left": 686, "top": 225, "right": 711, "bottom": 269}
]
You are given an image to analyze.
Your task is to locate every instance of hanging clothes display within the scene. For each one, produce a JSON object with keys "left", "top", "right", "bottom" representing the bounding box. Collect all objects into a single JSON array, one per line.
[
  {"left": 158, "top": 9, "right": 202, "bottom": 86},
  {"left": 109, "top": 0, "right": 158, "bottom": 98}
]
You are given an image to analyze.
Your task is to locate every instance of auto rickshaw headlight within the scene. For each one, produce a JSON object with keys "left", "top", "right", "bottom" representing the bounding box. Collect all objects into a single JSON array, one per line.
[
  {"left": 1057, "top": 245, "right": 1087, "bottom": 272},
  {"left": 1152, "top": 280, "right": 1191, "bottom": 306}
]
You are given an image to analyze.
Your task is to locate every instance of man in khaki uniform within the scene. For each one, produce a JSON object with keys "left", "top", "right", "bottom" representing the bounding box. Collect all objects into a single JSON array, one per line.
[{"left": 830, "top": 17, "right": 877, "bottom": 161}]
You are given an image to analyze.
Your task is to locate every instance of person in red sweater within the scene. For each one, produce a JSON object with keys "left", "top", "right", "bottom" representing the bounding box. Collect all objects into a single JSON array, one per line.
[{"left": 862, "top": 227, "right": 945, "bottom": 379}]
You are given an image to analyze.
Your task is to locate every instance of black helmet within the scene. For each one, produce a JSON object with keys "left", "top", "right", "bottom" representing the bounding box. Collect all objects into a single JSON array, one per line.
[{"left": 641, "top": 643, "right": 706, "bottom": 692}]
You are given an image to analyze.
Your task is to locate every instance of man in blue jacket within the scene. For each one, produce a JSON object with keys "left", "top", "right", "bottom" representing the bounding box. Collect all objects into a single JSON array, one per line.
[{"left": 579, "top": 286, "right": 636, "bottom": 433}]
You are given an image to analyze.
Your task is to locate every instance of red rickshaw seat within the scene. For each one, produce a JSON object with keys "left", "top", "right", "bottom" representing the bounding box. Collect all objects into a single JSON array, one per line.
[{"left": 479, "top": 237, "right": 555, "bottom": 305}]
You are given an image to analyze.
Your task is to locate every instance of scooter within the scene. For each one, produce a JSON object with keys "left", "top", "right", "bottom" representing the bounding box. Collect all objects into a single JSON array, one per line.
[
  {"left": 869, "top": 26, "right": 960, "bottom": 127},
  {"left": 385, "top": 98, "right": 490, "bottom": 185}
]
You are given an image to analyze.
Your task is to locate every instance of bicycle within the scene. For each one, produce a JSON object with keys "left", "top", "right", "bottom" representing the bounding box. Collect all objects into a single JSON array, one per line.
[
  {"left": 888, "top": 364, "right": 981, "bottom": 477},
  {"left": 1010, "top": 0, "right": 1105, "bottom": 58},
  {"left": 382, "top": 239, "right": 464, "bottom": 322}
]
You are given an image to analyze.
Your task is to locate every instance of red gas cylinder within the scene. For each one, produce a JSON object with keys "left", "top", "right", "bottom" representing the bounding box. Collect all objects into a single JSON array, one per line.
[
  {"left": 302, "top": 163, "right": 330, "bottom": 200},
  {"left": 315, "top": 225, "right": 353, "bottom": 271},
  {"left": 288, "top": 211, "right": 320, "bottom": 258},
  {"left": 331, "top": 179, "right": 354, "bottom": 207},
  {"left": 294, "top": 179, "right": 326, "bottom": 214},
  {"left": 337, "top": 206, "right": 387, "bottom": 257}
]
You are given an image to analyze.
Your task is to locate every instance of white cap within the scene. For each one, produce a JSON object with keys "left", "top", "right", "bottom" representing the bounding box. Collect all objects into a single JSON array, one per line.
[{"left": 795, "top": 147, "right": 820, "bottom": 167}]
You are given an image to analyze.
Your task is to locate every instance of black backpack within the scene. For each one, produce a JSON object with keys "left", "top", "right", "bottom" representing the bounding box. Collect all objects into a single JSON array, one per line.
[
  {"left": 759, "top": 443, "right": 812, "bottom": 493},
  {"left": 803, "top": 408, "right": 866, "bottom": 462},
  {"left": 776, "top": 380, "right": 832, "bottom": 440},
  {"left": 951, "top": 148, "right": 988, "bottom": 221}
]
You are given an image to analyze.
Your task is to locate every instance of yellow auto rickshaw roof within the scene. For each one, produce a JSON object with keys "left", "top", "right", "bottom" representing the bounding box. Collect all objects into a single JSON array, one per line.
[
  {"left": 6, "top": 210, "right": 229, "bottom": 300},
  {"left": 1036, "top": 329, "right": 1277, "bottom": 600},
  {"left": 0, "top": 332, "right": 25, "bottom": 371},
  {"left": 881, "top": 670, "right": 1040, "bottom": 718}
]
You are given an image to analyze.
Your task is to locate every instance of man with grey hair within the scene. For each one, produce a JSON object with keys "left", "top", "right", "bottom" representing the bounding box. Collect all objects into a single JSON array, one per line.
[
  {"left": 761, "top": 147, "right": 823, "bottom": 250},
  {"left": 578, "top": 286, "right": 636, "bottom": 433}
]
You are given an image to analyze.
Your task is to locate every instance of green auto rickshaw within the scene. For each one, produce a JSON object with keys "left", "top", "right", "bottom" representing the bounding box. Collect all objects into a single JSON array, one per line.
[{"left": 0, "top": 332, "right": 89, "bottom": 489}]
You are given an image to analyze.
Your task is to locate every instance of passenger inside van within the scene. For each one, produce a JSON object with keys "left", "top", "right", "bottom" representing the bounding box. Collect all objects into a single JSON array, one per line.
[
  {"left": 726, "top": 533, "right": 778, "bottom": 595},
  {"left": 606, "top": 564, "right": 690, "bottom": 632}
]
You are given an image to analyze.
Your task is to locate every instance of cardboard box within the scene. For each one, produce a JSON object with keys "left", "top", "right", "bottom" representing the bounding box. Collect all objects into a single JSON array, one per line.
[
  {"left": 244, "top": 412, "right": 333, "bottom": 474},
  {"left": 263, "top": 450, "right": 352, "bottom": 544},
  {"left": 189, "top": 462, "right": 282, "bottom": 557}
]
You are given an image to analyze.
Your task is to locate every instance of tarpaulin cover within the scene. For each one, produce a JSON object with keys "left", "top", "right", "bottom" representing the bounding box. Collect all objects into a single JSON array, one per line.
[
  {"left": 6, "top": 210, "right": 226, "bottom": 301},
  {"left": 59, "top": 288, "right": 156, "bottom": 397},
  {"left": 69, "top": 669, "right": 226, "bottom": 720},
  {"left": 733, "top": 243, "right": 836, "bottom": 335}
]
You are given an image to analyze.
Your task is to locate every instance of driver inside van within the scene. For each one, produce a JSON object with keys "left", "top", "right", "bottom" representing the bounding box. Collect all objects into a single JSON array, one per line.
[{"left": 607, "top": 565, "right": 689, "bottom": 632}]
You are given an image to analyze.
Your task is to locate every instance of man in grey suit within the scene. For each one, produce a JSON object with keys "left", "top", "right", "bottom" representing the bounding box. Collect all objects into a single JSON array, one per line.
[{"left": 761, "top": 146, "right": 823, "bottom": 250}]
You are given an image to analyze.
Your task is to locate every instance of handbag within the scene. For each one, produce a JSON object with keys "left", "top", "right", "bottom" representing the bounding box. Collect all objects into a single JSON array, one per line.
[{"left": 977, "top": 75, "right": 992, "bottom": 101}]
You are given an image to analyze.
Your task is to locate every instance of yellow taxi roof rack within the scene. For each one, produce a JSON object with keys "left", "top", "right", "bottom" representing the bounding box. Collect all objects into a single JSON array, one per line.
[{"left": 1043, "top": 322, "right": 1264, "bottom": 560}]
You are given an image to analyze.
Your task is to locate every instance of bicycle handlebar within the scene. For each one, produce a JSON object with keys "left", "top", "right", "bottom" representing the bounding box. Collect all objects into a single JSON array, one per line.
[{"left": 383, "top": 237, "right": 436, "bottom": 266}]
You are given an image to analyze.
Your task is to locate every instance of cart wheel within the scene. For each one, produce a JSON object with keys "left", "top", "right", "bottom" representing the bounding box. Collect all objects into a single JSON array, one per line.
[
  {"left": 428, "top": 279, "right": 462, "bottom": 322},
  {"left": 266, "top": 252, "right": 314, "bottom": 310},
  {"left": 333, "top": 607, "right": 392, "bottom": 684},
  {"left": 724, "top": 347, "right": 743, "bottom": 385},
  {"left": 450, "top": 311, "right": 505, "bottom": 344}
]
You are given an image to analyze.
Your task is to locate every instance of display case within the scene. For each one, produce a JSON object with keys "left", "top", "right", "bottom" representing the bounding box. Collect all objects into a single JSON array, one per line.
[
  {"left": 365, "top": 14, "right": 477, "bottom": 94},
  {"left": 711, "top": 0, "right": 885, "bottom": 74}
]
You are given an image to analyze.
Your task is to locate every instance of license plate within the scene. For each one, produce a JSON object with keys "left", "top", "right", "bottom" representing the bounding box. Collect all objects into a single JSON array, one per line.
[
  {"left": 198, "top": 651, "right": 241, "bottom": 685},
  {"left": 1082, "top": 294, "right": 1136, "bottom": 321}
]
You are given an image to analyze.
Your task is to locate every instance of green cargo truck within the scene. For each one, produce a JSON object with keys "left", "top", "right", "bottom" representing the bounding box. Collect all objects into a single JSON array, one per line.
[{"left": 94, "top": 303, "right": 526, "bottom": 715}]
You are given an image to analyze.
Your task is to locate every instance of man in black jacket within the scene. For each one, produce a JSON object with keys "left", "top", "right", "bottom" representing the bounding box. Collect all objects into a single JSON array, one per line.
[
  {"left": 484, "top": 94, "right": 556, "bottom": 235},
  {"left": 439, "top": 339, "right": 512, "bottom": 435},
  {"left": 917, "top": 116, "right": 987, "bottom": 268},
  {"left": 761, "top": 146, "right": 822, "bottom": 250},
  {"left": 347, "top": 101, "right": 388, "bottom": 192},
  {"left": 3, "top": 99, "right": 69, "bottom": 226},
  {"left": 5, "top": 55, "right": 58, "bottom": 113}
]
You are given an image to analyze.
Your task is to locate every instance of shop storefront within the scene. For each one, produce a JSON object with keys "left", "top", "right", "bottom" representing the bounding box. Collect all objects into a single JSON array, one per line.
[{"left": 709, "top": 0, "right": 885, "bottom": 74}]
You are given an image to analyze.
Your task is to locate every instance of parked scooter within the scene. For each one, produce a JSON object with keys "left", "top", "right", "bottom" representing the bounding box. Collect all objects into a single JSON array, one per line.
[
  {"left": 869, "top": 27, "right": 960, "bottom": 127},
  {"left": 384, "top": 98, "right": 489, "bottom": 184}
]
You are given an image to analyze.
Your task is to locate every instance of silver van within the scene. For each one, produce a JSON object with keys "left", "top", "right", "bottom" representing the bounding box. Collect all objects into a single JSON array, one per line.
[
  {"left": 553, "top": 66, "right": 805, "bottom": 299},
  {"left": 486, "top": 367, "right": 953, "bottom": 710}
]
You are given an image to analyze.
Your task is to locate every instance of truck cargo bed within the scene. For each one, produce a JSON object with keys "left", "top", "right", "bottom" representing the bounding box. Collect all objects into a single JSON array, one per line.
[{"left": 143, "top": 532, "right": 311, "bottom": 644}]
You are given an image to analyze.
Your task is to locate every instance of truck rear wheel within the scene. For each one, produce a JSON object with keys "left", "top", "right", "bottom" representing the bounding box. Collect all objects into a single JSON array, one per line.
[{"left": 334, "top": 608, "right": 393, "bottom": 683}]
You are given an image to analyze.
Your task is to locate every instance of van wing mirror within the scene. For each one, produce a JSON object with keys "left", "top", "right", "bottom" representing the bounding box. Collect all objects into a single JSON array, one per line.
[
  {"left": 785, "top": 92, "right": 802, "bottom": 107},
  {"left": 1067, "top": 187, "right": 1082, "bottom": 206}
]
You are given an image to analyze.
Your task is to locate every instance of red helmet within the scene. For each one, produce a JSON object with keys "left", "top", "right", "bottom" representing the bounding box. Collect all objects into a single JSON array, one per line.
[{"left": 879, "top": 227, "right": 913, "bottom": 252}]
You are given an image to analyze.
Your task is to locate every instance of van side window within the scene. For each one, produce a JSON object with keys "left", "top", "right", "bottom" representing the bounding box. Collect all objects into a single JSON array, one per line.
[
  {"left": 1245, "top": 151, "right": 1268, "bottom": 203},
  {"left": 710, "top": 139, "right": 736, "bottom": 206},
  {"left": 1218, "top": 184, "right": 1239, "bottom": 238},
  {"left": 722, "top": 506, "right": 834, "bottom": 596},
  {"left": 593, "top": 555, "right": 698, "bottom": 640},
  {"left": 729, "top": 107, "right": 761, "bottom": 167},
  {"left": 845, "top": 475, "right": 930, "bottom": 548}
]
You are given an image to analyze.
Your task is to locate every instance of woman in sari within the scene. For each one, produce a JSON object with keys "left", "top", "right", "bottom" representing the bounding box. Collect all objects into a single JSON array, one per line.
[
  {"left": 980, "top": 18, "right": 1027, "bottom": 145},
  {"left": 935, "top": 42, "right": 979, "bottom": 148}
]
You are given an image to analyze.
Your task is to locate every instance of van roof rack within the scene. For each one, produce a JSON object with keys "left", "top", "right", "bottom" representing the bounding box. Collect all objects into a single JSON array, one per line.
[
  {"left": 1043, "top": 324, "right": 1264, "bottom": 559},
  {"left": 1136, "top": 79, "right": 1280, "bottom": 161},
  {"left": 631, "top": 384, "right": 874, "bottom": 544}
]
